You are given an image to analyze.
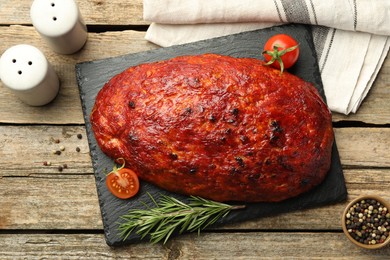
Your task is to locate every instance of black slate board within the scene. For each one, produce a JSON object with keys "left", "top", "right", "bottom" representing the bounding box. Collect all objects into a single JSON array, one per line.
[{"left": 76, "top": 24, "right": 347, "bottom": 246}]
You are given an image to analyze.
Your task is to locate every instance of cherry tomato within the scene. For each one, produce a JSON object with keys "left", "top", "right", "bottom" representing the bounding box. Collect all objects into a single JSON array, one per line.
[
  {"left": 262, "top": 34, "right": 299, "bottom": 74},
  {"left": 106, "top": 158, "right": 140, "bottom": 199}
]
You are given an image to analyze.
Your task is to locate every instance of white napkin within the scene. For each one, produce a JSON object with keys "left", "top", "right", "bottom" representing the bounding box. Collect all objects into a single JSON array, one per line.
[{"left": 143, "top": 0, "right": 390, "bottom": 115}]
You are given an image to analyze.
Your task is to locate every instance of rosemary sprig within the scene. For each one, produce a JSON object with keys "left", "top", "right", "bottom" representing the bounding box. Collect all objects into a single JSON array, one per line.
[{"left": 118, "top": 193, "right": 246, "bottom": 244}]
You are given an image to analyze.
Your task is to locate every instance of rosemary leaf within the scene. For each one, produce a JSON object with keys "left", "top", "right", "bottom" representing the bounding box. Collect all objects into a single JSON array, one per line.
[{"left": 117, "top": 194, "right": 245, "bottom": 244}]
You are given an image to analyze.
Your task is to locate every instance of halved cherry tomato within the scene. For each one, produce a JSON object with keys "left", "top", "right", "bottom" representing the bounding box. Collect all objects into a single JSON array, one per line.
[
  {"left": 106, "top": 158, "right": 139, "bottom": 199},
  {"left": 262, "top": 34, "right": 299, "bottom": 74}
]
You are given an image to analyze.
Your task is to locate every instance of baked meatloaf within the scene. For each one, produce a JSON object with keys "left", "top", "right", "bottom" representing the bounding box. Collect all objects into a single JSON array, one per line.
[{"left": 90, "top": 53, "right": 334, "bottom": 202}]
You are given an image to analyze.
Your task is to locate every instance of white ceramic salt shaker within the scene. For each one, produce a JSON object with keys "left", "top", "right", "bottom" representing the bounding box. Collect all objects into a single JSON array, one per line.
[
  {"left": 30, "top": 0, "right": 88, "bottom": 54},
  {"left": 0, "top": 44, "right": 60, "bottom": 106}
]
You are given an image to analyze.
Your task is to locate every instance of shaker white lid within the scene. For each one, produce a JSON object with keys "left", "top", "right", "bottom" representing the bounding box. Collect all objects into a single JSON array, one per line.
[
  {"left": 0, "top": 44, "right": 49, "bottom": 91},
  {"left": 30, "top": 0, "right": 79, "bottom": 37}
]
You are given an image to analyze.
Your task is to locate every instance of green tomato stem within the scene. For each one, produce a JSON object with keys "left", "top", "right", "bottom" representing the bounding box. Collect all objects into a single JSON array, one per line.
[{"left": 263, "top": 44, "right": 299, "bottom": 75}]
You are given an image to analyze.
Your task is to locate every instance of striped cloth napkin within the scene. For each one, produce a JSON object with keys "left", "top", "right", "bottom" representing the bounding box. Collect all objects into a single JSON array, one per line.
[{"left": 143, "top": 0, "right": 390, "bottom": 115}]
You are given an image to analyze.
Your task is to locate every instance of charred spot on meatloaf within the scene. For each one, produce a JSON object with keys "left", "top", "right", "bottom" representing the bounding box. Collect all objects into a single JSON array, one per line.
[{"left": 90, "top": 53, "right": 334, "bottom": 202}]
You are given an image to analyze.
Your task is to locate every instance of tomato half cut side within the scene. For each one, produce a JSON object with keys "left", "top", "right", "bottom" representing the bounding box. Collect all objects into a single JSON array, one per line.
[{"left": 105, "top": 159, "right": 140, "bottom": 199}]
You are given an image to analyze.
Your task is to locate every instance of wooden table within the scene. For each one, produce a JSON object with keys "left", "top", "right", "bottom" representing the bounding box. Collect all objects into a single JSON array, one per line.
[{"left": 0, "top": 1, "right": 389, "bottom": 258}]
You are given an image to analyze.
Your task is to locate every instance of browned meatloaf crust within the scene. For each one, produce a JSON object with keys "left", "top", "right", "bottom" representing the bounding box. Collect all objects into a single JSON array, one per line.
[{"left": 90, "top": 53, "right": 334, "bottom": 202}]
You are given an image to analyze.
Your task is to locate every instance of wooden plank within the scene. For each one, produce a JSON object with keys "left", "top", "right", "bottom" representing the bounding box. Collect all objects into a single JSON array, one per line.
[
  {"left": 0, "top": 234, "right": 166, "bottom": 259},
  {"left": 0, "top": 232, "right": 389, "bottom": 259},
  {"left": 334, "top": 127, "right": 390, "bottom": 168},
  {"left": 1, "top": 126, "right": 389, "bottom": 178},
  {"left": 0, "top": 175, "right": 102, "bottom": 230},
  {"left": 0, "top": 0, "right": 147, "bottom": 26},
  {"left": 0, "top": 26, "right": 389, "bottom": 125},
  {"left": 0, "top": 169, "right": 389, "bottom": 230}
]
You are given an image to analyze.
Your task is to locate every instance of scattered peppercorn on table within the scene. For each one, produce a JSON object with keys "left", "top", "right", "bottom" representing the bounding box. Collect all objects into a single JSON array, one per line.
[{"left": 0, "top": 1, "right": 389, "bottom": 258}]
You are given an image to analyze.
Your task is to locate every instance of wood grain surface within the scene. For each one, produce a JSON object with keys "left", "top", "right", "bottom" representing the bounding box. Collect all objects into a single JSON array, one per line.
[
  {"left": 0, "top": 0, "right": 146, "bottom": 26},
  {"left": 0, "top": 0, "right": 389, "bottom": 258},
  {"left": 1, "top": 233, "right": 389, "bottom": 259}
]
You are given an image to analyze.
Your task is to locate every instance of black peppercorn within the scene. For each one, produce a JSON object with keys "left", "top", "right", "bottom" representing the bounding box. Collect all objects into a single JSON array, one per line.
[
  {"left": 224, "top": 128, "right": 232, "bottom": 135},
  {"left": 229, "top": 167, "right": 240, "bottom": 176},
  {"left": 235, "top": 157, "right": 245, "bottom": 167},
  {"left": 209, "top": 114, "right": 216, "bottom": 123},
  {"left": 169, "top": 153, "right": 178, "bottom": 160},
  {"left": 240, "top": 135, "right": 249, "bottom": 144},
  {"left": 231, "top": 108, "right": 239, "bottom": 116},
  {"left": 128, "top": 101, "right": 136, "bottom": 108},
  {"left": 129, "top": 133, "right": 139, "bottom": 142},
  {"left": 270, "top": 120, "right": 282, "bottom": 133}
]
